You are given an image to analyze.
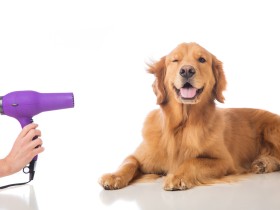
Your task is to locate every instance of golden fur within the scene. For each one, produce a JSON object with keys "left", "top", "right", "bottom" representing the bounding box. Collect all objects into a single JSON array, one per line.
[{"left": 99, "top": 42, "right": 280, "bottom": 190}]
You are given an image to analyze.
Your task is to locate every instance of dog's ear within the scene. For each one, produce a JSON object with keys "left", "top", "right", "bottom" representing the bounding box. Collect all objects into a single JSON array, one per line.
[
  {"left": 147, "top": 56, "right": 167, "bottom": 105},
  {"left": 212, "top": 55, "right": 227, "bottom": 103}
]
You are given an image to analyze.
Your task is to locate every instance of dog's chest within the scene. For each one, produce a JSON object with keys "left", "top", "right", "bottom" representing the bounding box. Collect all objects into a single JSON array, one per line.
[{"left": 167, "top": 125, "right": 204, "bottom": 161}]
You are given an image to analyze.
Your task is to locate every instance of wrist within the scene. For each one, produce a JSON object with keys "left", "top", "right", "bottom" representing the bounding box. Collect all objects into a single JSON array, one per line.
[{"left": 0, "top": 158, "right": 13, "bottom": 177}]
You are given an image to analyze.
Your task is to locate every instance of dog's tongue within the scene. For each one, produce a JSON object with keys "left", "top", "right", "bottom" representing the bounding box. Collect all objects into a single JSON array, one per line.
[{"left": 180, "top": 87, "right": 197, "bottom": 98}]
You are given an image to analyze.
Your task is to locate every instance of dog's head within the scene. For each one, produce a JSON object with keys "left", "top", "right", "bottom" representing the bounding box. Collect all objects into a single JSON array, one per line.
[{"left": 148, "top": 42, "right": 226, "bottom": 105}]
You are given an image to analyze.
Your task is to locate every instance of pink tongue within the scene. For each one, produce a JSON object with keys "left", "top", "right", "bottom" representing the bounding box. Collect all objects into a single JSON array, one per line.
[{"left": 180, "top": 87, "right": 197, "bottom": 98}]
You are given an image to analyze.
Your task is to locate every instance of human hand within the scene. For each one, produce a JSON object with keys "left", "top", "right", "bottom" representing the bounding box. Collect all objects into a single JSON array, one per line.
[{"left": 0, "top": 123, "right": 44, "bottom": 177}]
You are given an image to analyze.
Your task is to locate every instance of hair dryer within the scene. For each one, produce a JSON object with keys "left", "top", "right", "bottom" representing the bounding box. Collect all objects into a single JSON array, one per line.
[{"left": 0, "top": 90, "right": 74, "bottom": 189}]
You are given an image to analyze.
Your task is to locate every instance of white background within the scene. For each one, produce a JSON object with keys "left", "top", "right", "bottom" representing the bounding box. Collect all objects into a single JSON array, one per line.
[{"left": 0, "top": 0, "right": 280, "bottom": 210}]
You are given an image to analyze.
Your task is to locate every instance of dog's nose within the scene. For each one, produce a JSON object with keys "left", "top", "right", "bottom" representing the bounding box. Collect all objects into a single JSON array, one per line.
[{"left": 179, "top": 65, "right": 196, "bottom": 79}]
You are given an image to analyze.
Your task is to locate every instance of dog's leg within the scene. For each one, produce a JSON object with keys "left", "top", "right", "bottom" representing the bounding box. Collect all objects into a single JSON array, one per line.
[
  {"left": 251, "top": 155, "right": 280, "bottom": 174},
  {"left": 251, "top": 119, "right": 280, "bottom": 174},
  {"left": 163, "top": 158, "right": 233, "bottom": 191},
  {"left": 99, "top": 155, "right": 140, "bottom": 190}
]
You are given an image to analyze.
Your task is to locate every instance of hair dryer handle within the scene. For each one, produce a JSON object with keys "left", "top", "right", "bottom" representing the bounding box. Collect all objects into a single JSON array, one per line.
[
  {"left": 20, "top": 118, "right": 38, "bottom": 180},
  {"left": 19, "top": 118, "right": 38, "bottom": 160},
  {"left": 19, "top": 118, "right": 34, "bottom": 128},
  {"left": 22, "top": 134, "right": 39, "bottom": 181}
]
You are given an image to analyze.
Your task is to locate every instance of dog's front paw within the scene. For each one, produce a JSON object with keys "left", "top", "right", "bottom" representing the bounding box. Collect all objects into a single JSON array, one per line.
[
  {"left": 99, "top": 173, "right": 127, "bottom": 190},
  {"left": 163, "top": 174, "right": 192, "bottom": 191}
]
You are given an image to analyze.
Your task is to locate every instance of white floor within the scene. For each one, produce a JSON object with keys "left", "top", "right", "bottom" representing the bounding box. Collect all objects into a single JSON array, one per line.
[{"left": 1, "top": 172, "right": 280, "bottom": 210}]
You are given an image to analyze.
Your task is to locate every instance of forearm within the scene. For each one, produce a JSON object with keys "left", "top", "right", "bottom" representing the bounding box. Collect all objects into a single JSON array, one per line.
[{"left": 0, "top": 159, "right": 12, "bottom": 178}]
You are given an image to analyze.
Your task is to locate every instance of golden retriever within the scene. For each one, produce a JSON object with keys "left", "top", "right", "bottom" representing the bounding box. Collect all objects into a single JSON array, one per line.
[{"left": 99, "top": 42, "right": 280, "bottom": 190}]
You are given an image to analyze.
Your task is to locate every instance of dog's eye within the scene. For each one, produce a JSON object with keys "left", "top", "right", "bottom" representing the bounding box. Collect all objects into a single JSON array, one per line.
[
  {"left": 198, "top": 57, "right": 206, "bottom": 63},
  {"left": 172, "top": 59, "right": 179, "bottom": 63}
]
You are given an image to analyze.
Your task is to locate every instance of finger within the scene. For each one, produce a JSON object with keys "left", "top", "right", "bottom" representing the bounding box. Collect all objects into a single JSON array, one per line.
[
  {"left": 31, "top": 146, "right": 45, "bottom": 158},
  {"left": 29, "top": 138, "right": 43, "bottom": 149},
  {"left": 17, "top": 123, "right": 38, "bottom": 139},
  {"left": 28, "top": 146, "right": 45, "bottom": 162},
  {"left": 25, "top": 129, "right": 42, "bottom": 141}
]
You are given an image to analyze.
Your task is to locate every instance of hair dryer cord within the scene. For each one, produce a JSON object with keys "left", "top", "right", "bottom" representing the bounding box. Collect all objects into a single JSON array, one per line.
[{"left": 0, "top": 161, "right": 35, "bottom": 189}]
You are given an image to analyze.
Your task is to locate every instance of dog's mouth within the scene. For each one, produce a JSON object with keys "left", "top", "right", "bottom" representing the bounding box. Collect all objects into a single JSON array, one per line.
[{"left": 174, "top": 82, "right": 204, "bottom": 102}]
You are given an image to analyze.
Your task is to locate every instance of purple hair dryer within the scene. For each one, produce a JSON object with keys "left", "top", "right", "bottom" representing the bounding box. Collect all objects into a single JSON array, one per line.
[{"left": 0, "top": 90, "right": 74, "bottom": 188}]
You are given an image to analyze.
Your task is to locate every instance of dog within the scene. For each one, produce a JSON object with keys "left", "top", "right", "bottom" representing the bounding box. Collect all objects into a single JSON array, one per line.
[{"left": 99, "top": 42, "right": 280, "bottom": 191}]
